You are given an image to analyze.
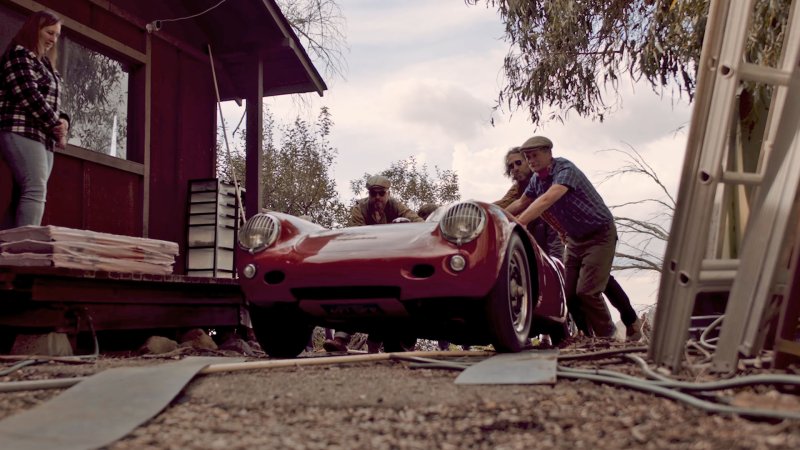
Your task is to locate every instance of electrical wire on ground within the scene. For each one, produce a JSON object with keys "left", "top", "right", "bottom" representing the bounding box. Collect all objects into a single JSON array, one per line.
[{"left": 1, "top": 341, "right": 798, "bottom": 421}]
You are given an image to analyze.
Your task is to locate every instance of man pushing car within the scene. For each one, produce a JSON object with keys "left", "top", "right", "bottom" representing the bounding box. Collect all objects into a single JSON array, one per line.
[
  {"left": 323, "top": 174, "right": 422, "bottom": 352},
  {"left": 348, "top": 175, "right": 423, "bottom": 226},
  {"left": 505, "top": 136, "right": 617, "bottom": 339}
]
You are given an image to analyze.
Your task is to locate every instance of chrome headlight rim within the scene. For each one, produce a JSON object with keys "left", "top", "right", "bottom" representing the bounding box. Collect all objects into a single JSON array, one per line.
[
  {"left": 238, "top": 213, "right": 281, "bottom": 253},
  {"left": 439, "top": 201, "right": 487, "bottom": 245}
]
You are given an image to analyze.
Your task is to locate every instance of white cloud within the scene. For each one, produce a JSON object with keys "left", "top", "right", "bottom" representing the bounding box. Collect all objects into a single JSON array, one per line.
[
  {"left": 345, "top": 0, "right": 499, "bottom": 47},
  {"left": 395, "top": 81, "right": 490, "bottom": 141}
]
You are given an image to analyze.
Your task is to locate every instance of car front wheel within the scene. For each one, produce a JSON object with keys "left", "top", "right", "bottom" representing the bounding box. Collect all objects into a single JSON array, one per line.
[
  {"left": 249, "top": 305, "right": 313, "bottom": 358},
  {"left": 485, "top": 233, "right": 533, "bottom": 352},
  {"left": 382, "top": 333, "right": 417, "bottom": 352}
]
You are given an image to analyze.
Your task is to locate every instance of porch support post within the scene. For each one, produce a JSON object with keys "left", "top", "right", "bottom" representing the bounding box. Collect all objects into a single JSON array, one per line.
[{"left": 244, "top": 55, "right": 264, "bottom": 218}]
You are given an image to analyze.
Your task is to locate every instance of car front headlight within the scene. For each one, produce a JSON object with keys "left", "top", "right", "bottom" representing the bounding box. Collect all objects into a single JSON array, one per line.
[
  {"left": 439, "top": 202, "right": 486, "bottom": 245},
  {"left": 238, "top": 213, "right": 281, "bottom": 252}
]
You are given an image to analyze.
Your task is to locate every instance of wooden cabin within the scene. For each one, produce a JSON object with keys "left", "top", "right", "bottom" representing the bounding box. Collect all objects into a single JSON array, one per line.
[
  {"left": 0, "top": 0, "right": 326, "bottom": 274},
  {"left": 0, "top": 0, "right": 326, "bottom": 347}
]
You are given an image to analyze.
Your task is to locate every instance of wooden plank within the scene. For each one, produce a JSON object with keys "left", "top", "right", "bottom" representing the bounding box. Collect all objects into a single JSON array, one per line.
[
  {"left": 0, "top": 357, "right": 243, "bottom": 450},
  {"left": 455, "top": 351, "right": 558, "bottom": 385},
  {"left": 55, "top": 145, "right": 144, "bottom": 175}
]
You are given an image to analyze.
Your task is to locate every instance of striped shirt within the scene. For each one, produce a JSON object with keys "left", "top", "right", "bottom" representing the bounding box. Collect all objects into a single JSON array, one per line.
[
  {"left": 0, "top": 44, "right": 64, "bottom": 151},
  {"left": 523, "top": 157, "right": 613, "bottom": 239}
]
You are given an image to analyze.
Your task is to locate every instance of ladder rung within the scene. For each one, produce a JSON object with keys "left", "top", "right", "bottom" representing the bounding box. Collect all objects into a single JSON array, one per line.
[
  {"left": 701, "top": 259, "right": 740, "bottom": 271},
  {"left": 721, "top": 171, "right": 763, "bottom": 185},
  {"left": 739, "top": 62, "right": 791, "bottom": 86},
  {"left": 698, "top": 270, "right": 737, "bottom": 283}
]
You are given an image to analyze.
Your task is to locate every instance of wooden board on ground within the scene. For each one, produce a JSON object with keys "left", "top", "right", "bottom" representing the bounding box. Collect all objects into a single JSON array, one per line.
[{"left": 454, "top": 350, "right": 558, "bottom": 385}]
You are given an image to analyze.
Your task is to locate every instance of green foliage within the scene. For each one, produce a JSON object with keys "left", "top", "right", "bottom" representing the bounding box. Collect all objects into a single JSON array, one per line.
[
  {"left": 467, "top": 0, "right": 790, "bottom": 125},
  {"left": 217, "top": 107, "right": 348, "bottom": 228},
  {"left": 349, "top": 156, "right": 460, "bottom": 212},
  {"left": 58, "top": 38, "right": 127, "bottom": 156}
]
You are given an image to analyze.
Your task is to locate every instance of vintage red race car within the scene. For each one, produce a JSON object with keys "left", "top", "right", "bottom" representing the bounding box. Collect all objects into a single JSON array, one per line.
[{"left": 236, "top": 201, "right": 569, "bottom": 357}]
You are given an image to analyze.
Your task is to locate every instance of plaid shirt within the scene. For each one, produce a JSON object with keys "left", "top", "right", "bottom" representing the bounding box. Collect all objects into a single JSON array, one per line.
[
  {"left": 523, "top": 157, "right": 613, "bottom": 239},
  {"left": 0, "top": 44, "right": 64, "bottom": 151}
]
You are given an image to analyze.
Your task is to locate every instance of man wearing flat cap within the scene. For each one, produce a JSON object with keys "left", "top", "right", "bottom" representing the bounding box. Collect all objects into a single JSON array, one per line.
[
  {"left": 348, "top": 174, "right": 423, "bottom": 226},
  {"left": 505, "top": 136, "right": 617, "bottom": 338},
  {"left": 324, "top": 174, "right": 422, "bottom": 353}
]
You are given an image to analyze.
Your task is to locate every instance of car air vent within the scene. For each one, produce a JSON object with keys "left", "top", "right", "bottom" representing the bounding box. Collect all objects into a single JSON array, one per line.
[
  {"left": 263, "top": 270, "right": 285, "bottom": 285},
  {"left": 410, "top": 264, "right": 435, "bottom": 279}
]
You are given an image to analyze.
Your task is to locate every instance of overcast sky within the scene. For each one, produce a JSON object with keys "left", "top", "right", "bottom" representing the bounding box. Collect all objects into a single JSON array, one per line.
[{"left": 221, "top": 0, "right": 695, "bottom": 315}]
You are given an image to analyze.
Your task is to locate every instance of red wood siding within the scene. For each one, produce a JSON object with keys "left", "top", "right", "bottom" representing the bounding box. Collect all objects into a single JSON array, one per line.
[
  {"left": 38, "top": 0, "right": 146, "bottom": 54},
  {"left": 43, "top": 154, "right": 142, "bottom": 237},
  {"left": 148, "top": 38, "right": 217, "bottom": 274}
]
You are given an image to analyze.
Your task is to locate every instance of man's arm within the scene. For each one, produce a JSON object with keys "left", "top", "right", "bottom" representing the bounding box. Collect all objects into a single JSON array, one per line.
[
  {"left": 493, "top": 185, "right": 519, "bottom": 209},
  {"left": 505, "top": 194, "right": 533, "bottom": 216},
  {"left": 516, "top": 184, "right": 569, "bottom": 226},
  {"left": 348, "top": 205, "right": 365, "bottom": 227},
  {"left": 395, "top": 202, "right": 423, "bottom": 222}
]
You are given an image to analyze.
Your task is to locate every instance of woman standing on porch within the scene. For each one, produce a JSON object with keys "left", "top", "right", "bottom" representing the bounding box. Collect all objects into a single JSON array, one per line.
[{"left": 0, "top": 9, "right": 69, "bottom": 230}]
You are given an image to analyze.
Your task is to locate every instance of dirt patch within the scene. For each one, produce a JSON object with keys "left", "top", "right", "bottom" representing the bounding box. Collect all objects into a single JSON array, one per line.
[{"left": 1, "top": 340, "right": 799, "bottom": 449}]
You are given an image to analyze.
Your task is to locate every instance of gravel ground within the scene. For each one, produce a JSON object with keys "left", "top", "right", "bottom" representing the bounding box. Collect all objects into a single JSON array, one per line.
[{"left": 1, "top": 339, "right": 799, "bottom": 449}]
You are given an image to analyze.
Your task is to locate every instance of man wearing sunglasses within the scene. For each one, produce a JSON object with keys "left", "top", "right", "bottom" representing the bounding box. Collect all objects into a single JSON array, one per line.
[
  {"left": 323, "top": 174, "right": 423, "bottom": 353},
  {"left": 495, "top": 146, "right": 565, "bottom": 260},
  {"left": 348, "top": 174, "right": 423, "bottom": 226},
  {"left": 496, "top": 146, "right": 643, "bottom": 341},
  {"left": 505, "top": 136, "right": 617, "bottom": 339}
]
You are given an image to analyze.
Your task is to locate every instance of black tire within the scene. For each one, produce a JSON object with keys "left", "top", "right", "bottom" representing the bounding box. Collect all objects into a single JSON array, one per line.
[
  {"left": 382, "top": 334, "right": 417, "bottom": 353},
  {"left": 249, "top": 305, "right": 313, "bottom": 358},
  {"left": 486, "top": 233, "right": 534, "bottom": 352},
  {"left": 545, "top": 320, "right": 569, "bottom": 346},
  {"left": 0, "top": 327, "right": 16, "bottom": 354}
]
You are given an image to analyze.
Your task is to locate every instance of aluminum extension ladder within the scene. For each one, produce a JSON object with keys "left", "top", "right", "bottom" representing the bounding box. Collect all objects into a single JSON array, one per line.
[{"left": 650, "top": 0, "right": 800, "bottom": 373}]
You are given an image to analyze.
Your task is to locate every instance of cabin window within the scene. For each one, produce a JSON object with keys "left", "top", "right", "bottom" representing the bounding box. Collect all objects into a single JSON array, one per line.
[{"left": 58, "top": 38, "right": 130, "bottom": 159}]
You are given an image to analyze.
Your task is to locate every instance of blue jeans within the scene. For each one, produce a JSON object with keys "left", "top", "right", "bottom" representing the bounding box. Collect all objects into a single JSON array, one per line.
[{"left": 0, "top": 132, "right": 54, "bottom": 230}]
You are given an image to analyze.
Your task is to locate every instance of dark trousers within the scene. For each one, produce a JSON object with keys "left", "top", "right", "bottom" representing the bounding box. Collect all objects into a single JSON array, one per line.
[
  {"left": 564, "top": 224, "right": 617, "bottom": 337},
  {"left": 604, "top": 275, "right": 638, "bottom": 326},
  {"left": 572, "top": 275, "right": 638, "bottom": 333}
]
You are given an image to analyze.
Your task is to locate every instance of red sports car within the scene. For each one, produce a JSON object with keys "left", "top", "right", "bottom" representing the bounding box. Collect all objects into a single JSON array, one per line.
[{"left": 236, "top": 201, "right": 569, "bottom": 357}]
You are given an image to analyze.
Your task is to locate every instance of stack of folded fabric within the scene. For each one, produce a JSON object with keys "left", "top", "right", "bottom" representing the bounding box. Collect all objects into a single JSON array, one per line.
[{"left": 0, "top": 225, "right": 178, "bottom": 274}]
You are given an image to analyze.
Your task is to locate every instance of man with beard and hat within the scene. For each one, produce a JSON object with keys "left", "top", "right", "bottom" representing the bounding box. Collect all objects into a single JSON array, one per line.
[{"left": 322, "top": 174, "right": 423, "bottom": 353}]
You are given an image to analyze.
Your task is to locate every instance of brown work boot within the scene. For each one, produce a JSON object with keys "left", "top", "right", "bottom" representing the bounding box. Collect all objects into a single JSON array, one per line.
[
  {"left": 323, "top": 337, "right": 349, "bottom": 352},
  {"left": 626, "top": 318, "right": 644, "bottom": 342}
]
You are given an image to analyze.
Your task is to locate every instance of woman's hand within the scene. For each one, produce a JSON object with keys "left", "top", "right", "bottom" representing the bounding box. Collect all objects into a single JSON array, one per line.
[
  {"left": 53, "top": 118, "right": 69, "bottom": 148},
  {"left": 53, "top": 118, "right": 69, "bottom": 137}
]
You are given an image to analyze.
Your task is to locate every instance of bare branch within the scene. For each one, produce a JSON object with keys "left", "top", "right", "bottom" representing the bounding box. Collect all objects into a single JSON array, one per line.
[
  {"left": 613, "top": 252, "right": 663, "bottom": 272},
  {"left": 279, "top": 0, "right": 349, "bottom": 81}
]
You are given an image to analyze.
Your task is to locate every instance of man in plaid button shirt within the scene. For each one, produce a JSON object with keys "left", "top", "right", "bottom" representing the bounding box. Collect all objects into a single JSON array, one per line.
[{"left": 506, "top": 136, "right": 617, "bottom": 338}]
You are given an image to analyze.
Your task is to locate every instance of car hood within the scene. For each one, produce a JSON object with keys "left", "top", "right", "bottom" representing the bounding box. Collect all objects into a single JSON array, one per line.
[{"left": 291, "top": 222, "right": 445, "bottom": 257}]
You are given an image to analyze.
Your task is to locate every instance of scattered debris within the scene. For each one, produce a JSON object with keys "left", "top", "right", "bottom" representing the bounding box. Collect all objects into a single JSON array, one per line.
[{"left": 139, "top": 336, "right": 178, "bottom": 355}]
